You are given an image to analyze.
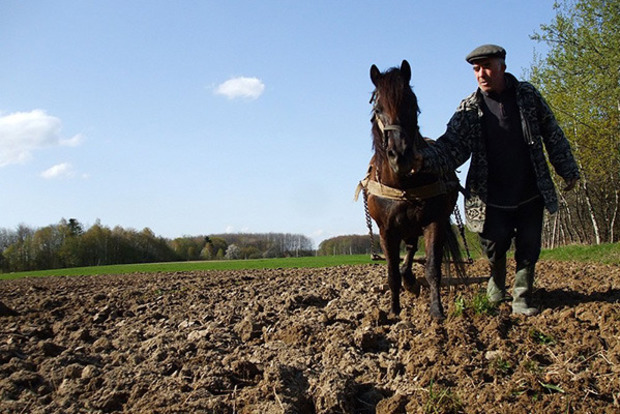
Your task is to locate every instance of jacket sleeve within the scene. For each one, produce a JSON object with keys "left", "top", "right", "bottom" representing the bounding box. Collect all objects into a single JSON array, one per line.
[
  {"left": 420, "top": 100, "right": 475, "bottom": 175},
  {"left": 533, "top": 86, "right": 581, "bottom": 180}
]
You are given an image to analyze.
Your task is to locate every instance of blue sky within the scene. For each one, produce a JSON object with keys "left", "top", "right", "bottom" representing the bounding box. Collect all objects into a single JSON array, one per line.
[{"left": 0, "top": 0, "right": 557, "bottom": 247}]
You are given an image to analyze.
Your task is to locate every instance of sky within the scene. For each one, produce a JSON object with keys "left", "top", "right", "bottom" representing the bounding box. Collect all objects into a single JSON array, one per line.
[{"left": 0, "top": 0, "right": 558, "bottom": 248}]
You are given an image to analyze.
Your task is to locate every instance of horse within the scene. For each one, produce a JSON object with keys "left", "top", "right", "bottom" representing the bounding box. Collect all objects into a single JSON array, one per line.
[{"left": 360, "top": 60, "right": 463, "bottom": 320}]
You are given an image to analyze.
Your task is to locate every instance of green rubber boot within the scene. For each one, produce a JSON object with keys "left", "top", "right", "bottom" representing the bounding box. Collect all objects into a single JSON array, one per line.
[
  {"left": 487, "top": 256, "right": 508, "bottom": 304},
  {"left": 512, "top": 265, "right": 539, "bottom": 316}
]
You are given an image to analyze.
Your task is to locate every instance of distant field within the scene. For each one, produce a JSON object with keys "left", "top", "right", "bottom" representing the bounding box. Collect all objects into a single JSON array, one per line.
[
  {"left": 0, "top": 255, "right": 375, "bottom": 280},
  {"left": 1, "top": 242, "right": 617, "bottom": 280},
  {"left": 539, "top": 241, "right": 619, "bottom": 264}
]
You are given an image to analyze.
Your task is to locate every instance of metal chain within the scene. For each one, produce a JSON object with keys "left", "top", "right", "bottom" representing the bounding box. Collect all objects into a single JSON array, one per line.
[
  {"left": 363, "top": 188, "right": 383, "bottom": 260},
  {"left": 453, "top": 205, "right": 474, "bottom": 264}
]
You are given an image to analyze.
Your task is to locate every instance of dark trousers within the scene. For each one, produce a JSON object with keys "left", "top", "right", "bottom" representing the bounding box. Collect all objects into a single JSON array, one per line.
[{"left": 479, "top": 197, "right": 545, "bottom": 270}]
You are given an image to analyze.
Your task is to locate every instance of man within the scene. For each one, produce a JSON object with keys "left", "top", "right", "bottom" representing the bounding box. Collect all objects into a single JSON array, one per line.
[{"left": 416, "top": 44, "right": 580, "bottom": 316}]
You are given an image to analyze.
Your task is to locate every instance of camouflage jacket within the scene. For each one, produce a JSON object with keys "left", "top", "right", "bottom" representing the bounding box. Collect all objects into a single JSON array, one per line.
[{"left": 420, "top": 73, "right": 580, "bottom": 233}]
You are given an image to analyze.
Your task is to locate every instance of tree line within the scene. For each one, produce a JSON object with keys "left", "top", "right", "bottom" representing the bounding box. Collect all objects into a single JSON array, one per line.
[
  {"left": 316, "top": 229, "right": 481, "bottom": 259},
  {"left": 317, "top": 235, "right": 379, "bottom": 256},
  {"left": 0, "top": 219, "right": 315, "bottom": 273}
]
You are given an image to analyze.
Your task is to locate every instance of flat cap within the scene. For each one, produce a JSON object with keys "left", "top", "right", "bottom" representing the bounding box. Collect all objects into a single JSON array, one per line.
[{"left": 465, "top": 44, "right": 506, "bottom": 64}]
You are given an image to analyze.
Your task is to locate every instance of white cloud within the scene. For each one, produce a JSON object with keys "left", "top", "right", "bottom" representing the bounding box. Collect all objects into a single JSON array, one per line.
[
  {"left": 0, "top": 109, "right": 83, "bottom": 167},
  {"left": 60, "top": 133, "right": 84, "bottom": 147},
  {"left": 40, "top": 162, "right": 75, "bottom": 179},
  {"left": 225, "top": 225, "right": 251, "bottom": 234},
  {"left": 214, "top": 77, "right": 265, "bottom": 100}
]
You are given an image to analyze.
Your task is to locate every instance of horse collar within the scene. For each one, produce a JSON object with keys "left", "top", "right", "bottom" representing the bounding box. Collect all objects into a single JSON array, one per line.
[{"left": 355, "top": 165, "right": 448, "bottom": 203}]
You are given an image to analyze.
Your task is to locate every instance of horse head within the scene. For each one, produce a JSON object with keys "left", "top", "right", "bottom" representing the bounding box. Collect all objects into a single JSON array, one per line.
[{"left": 370, "top": 60, "right": 421, "bottom": 180}]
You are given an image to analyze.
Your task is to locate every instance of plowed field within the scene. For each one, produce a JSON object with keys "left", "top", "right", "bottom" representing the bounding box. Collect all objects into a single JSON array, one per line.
[{"left": 1, "top": 260, "right": 618, "bottom": 413}]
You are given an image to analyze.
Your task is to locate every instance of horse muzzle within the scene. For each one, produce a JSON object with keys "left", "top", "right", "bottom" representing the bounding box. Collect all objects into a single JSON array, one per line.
[
  {"left": 385, "top": 130, "right": 415, "bottom": 176},
  {"left": 375, "top": 114, "right": 415, "bottom": 176}
]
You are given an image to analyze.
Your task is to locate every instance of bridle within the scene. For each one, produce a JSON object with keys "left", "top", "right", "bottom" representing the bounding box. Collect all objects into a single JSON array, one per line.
[
  {"left": 374, "top": 112, "right": 404, "bottom": 136},
  {"left": 370, "top": 91, "right": 408, "bottom": 150}
]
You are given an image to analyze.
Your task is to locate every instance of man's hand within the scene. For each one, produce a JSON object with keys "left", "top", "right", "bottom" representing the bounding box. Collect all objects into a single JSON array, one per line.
[{"left": 563, "top": 177, "right": 578, "bottom": 191}]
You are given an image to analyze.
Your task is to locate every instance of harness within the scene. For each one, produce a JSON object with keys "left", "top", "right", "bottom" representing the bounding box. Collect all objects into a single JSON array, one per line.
[
  {"left": 354, "top": 164, "right": 473, "bottom": 264},
  {"left": 354, "top": 165, "right": 448, "bottom": 203},
  {"left": 363, "top": 92, "right": 446, "bottom": 201},
  {"left": 362, "top": 89, "right": 473, "bottom": 262}
]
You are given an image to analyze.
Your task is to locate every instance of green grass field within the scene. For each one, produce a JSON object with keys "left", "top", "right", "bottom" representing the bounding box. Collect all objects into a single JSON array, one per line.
[
  {"left": 1, "top": 242, "right": 617, "bottom": 280},
  {"left": 538, "top": 241, "right": 619, "bottom": 264},
  {"left": 0, "top": 254, "right": 375, "bottom": 280}
]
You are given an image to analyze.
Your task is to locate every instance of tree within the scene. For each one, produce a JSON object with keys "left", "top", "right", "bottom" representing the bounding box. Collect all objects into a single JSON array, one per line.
[
  {"left": 58, "top": 219, "right": 84, "bottom": 267},
  {"left": 2, "top": 224, "right": 35, "bottom": 271},
  {"left": 529, "top": 0, "right": 620, "bottom": 245},
  {"left": 81, "top": 222, "right": 112, "bottom": 266},
  {"left": 318, "top": 235, "right": 378, "bottom": 256},
  {"left": 200, "top": 236, "right": 228, "bottom": 260},
  {"left": 240, "top": 246, "right": 262, "bottom": 259},
  {"left": 225, "top": 244, "right": 240, "bottom": 260},
  {"left": 31, "top": 225, "right": 63, "bottom": 270},
  {"left": 169, "top": 236, "right": 206, "bottom": 261},
  {"left": 67, "top": 218, "right": 84, "bottom": 237}
]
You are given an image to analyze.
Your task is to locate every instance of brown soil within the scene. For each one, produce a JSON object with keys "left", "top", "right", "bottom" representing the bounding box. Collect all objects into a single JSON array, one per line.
[{"left": 1, "top": 260, "right": 618, "bottom": 413}]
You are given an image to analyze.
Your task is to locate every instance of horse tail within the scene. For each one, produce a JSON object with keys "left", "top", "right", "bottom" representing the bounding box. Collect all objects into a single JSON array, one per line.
[{"left": 443, "top": 220, "right": 467, "bottom": 280}]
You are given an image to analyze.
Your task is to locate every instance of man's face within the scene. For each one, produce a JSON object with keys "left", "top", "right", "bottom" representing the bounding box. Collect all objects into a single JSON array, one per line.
[{"left": 472, "top": 58, "right": 506, "bottom": 93}]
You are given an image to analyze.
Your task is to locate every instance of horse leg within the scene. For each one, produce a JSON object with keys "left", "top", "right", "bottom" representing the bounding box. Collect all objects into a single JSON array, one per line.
[
  {"left": 382, "top": 234, "right": 403, "bottom": 316},
  {"left": 401, "top": 240, "right": 420, "bottom": 296},
  {"left": 424, "top": 224, "right": 445, "bottom": 320}
]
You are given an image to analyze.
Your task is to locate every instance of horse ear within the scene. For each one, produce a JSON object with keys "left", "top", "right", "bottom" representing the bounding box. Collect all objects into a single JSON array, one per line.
[
  {"left": 401, "top": 60, "right": 411, "bottom": 83},
  {"left": 370, "top": 64, "right": 381, "bottom": 86}
]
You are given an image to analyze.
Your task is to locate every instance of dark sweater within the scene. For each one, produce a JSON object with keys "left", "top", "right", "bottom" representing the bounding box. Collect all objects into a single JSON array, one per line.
[{"left": 480, "top": 78, "right": 539, "bottom": 208}]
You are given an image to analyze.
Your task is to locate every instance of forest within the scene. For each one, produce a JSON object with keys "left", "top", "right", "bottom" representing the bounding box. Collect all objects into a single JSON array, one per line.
[
  {"left": 0, "top": 217, "right": 478, "bottom": 273},
  {"left": 0, "top": 219, "right": 315, "bottom": 273}
]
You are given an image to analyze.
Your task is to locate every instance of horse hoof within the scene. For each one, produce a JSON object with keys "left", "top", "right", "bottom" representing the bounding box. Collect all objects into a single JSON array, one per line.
[
  {"left": 404, "top": 281, "right": 421, "bottom": 297},
  {"left": 388, "top": 311, "right": 401, "bottom": 321},
  {"left": 430, "top": 304, "right": 445, "bottom": 321},
  {"left": 390, "top": 304, "right": 401, "bottom": 318},
  {"left": 430, "top": 311, "right": 445, "bottom": 321}
]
